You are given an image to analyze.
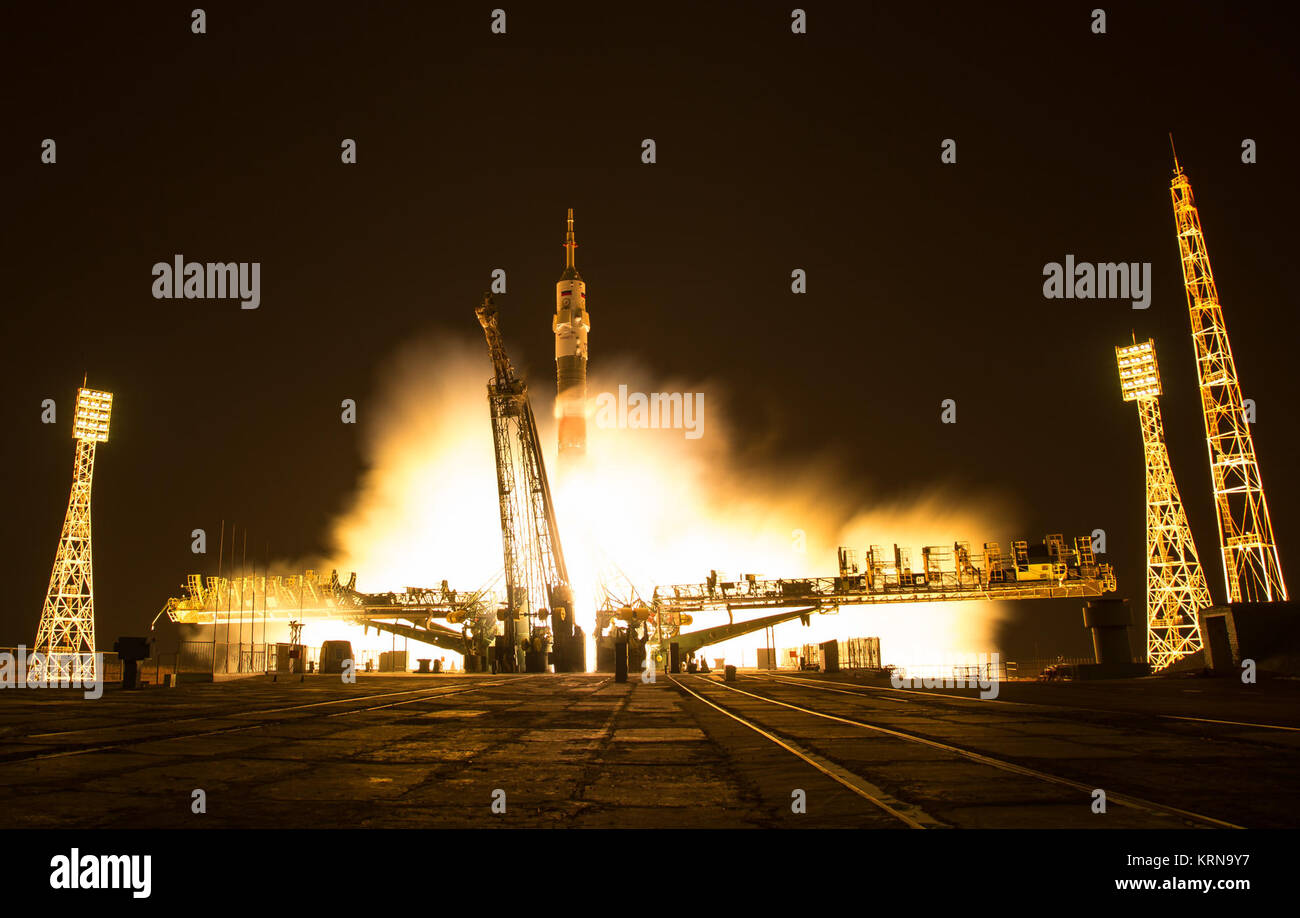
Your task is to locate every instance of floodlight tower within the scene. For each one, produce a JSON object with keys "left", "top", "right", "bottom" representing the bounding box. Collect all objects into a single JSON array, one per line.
[
  {"left": 33, "top": 385, "right": 113, "bottom": 682},
  {"left": 1116, "top": 339, "right": 1212, "bottom": 670},
  {"left": 1170, "top": 152, "right": 1287, "bottom": 602}
]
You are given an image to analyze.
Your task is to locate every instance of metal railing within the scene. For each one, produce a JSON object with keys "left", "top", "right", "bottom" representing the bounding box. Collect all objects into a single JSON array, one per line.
[
  {"left": 1014, "top": 656, "right": 1096, "bottom": 680},
  {"left": 176, "top": 640, "right": 269, "bottom": 675}
]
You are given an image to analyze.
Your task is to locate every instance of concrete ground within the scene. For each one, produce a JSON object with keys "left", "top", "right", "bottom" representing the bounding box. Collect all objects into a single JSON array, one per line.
[{"left": 0, "top": 670, "right": 1295, "bottom": 829}]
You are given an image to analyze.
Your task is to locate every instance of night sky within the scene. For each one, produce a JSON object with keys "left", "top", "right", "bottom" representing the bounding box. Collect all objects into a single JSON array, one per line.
[{"left": 2, "top": 2, "right": 1297, "bottom": 660}]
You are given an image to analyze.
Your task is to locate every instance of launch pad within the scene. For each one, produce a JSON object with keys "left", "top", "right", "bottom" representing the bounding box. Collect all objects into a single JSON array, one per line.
[
  {"left": 141, "top": 152, "right": 1287, "bottom": 681},
  {"left": 156, "top": 529, "right": 1116, "bottom": 675}
]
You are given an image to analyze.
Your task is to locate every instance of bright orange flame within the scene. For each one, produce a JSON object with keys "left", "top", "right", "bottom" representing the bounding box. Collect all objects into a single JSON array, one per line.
[{"left": 325, "top": 334, "right": 1020, "bottom": 670}]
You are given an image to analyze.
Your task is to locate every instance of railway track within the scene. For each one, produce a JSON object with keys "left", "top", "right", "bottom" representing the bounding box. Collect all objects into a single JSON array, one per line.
[
  {"left": 671, "top": 673, "right": 1245, "bottom": 829},
  {"left": 757, "top": 670, "right": 1300, "bottom": 735}
]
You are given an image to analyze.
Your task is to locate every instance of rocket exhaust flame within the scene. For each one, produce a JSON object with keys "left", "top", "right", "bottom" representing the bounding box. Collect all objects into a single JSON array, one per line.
[{"left": 324, "top": 328, "right": 1020, "bottom": 671}]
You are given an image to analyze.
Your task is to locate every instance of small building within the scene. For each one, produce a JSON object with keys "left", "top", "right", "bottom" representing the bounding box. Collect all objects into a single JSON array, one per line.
[{"left": 1198, "top": 602, "right": 1300, "bottom": 674}]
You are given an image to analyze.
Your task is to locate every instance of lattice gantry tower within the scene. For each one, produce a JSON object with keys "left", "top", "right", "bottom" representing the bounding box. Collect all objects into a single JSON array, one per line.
[
  {"left": 1170, "top": 154, "right": 1286, "bottom": 603},
  {"left": 33, "top": 385, "right": 113, "bottom": 682},
  {"left": 1117, "top": 339, "right": 1211, "bottom": 670},
  {"left": 476, "top": 294, "right": 576, "bottom": 672}
]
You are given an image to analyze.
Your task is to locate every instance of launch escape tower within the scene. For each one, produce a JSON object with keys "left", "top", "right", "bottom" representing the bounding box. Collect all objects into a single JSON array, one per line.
[
  {"left": 554, "top": 208, "right": 590, "bottom": 465},
  {"left": 33, "top": 384, "right": 113, "bottom": 682},
  {"left": 477, "top": 294, "right": 581, "bottom": 672},
  {"left": 1170, "top": 153, "right": 1287, "bottom": 603},
  {"left": 1116, "top": 338, "right": 1212, "bottom": 670}
]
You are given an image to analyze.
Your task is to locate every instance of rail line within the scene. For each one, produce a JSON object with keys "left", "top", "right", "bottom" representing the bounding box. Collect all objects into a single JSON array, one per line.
[
  {"left": 669, "top": 674, "right": 940, "bottom": 827},
  {"left": 671, "top": 673, "right": 1243, "bottom": 829},
  {"left": 754, "top": 671, "right": 1300, "bottom": 734}
]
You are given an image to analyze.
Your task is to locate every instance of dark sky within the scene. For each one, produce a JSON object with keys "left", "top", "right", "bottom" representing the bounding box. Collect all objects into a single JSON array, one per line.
[{"left": 2, "top": 2, "right": 1297, "bottom": 660}]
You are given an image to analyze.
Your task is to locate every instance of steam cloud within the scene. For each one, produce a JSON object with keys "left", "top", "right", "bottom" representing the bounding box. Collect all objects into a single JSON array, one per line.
[{"left": 325, "top": 332, "right": 1022, "bottom": 668}]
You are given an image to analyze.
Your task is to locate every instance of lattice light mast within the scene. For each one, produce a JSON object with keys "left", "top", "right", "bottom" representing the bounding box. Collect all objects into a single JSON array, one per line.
[
  {"left": 1117, "top": 339, "right": 1212, "bottom": 670},
  {"left": 33, "top": 385, "right": 113, "bottom": 682},
  {"left": 1170, "top": 152, "right": 1287, "bottom": 602}
]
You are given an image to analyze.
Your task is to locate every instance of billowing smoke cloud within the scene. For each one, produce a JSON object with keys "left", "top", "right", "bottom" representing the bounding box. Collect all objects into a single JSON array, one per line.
[
  {"left": 325, "top": 331, "right": 1023, "bottom": 668},
  {"left": 328, "top": 337, "right": 502, "bottom": 591}
]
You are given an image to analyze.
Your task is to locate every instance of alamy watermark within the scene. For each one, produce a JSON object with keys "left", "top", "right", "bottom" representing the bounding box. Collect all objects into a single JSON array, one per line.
[
  {"left": 0, "top": 646, "right": 103, "bottom": 699},
  {"left": 152, "top": 255, "right": 261, "bottom": 309},
  {"left": 1043, "top": 256, "right": 1150, "bottom": 309},
  {"left": 891, "top": 653, "right": 1002, "bottom": 700},
  {"left": 594, "top": 385, "right": 703, "bottom": 440},
  {"left": 49, "top": 848, "right": 150, "bottom": 898}
]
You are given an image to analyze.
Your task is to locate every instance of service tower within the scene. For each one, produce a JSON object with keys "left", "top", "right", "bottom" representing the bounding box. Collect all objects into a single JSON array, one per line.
[
  {"left": 1169, "top": 152, "right": 1287, "bottom": 602},
  {"left": 553, "top": 208, "right": 590, "bottom": 466}
]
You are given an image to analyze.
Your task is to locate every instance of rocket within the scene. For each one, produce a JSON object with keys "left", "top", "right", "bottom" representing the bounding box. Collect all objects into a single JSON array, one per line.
[{"left": 554, "top": 208, "right": 590, "bottom": 464}]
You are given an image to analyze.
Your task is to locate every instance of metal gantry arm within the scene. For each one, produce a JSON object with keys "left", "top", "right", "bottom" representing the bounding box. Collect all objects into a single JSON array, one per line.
[
  {"left": 650, "top": 535, "right": 1116, "bottom": 617},
  {"left": 476, "top": 293, "right": 577, "bottom": 671},
  {"left": 163, "top": 569, "right": 475, "bottom": 625}
]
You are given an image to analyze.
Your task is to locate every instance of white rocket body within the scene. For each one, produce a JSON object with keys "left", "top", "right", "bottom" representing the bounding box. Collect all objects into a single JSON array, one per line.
[{"left": 554, "top": 209, "right": 589, "bottom": 462}]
